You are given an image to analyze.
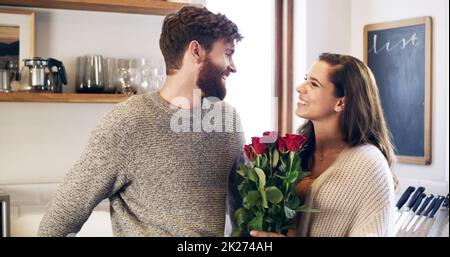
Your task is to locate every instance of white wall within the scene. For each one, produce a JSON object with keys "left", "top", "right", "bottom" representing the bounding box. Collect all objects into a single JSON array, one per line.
[
  {"left": 293, "top": 0, "right": 351, "bottom": 132},
  {"left": 207, "top": 0, "right": 276, "bottom": 143},
  {"left": 0, "top": 7, "right": 166, "bottom": 185},
  {"left": 350, "top": 0, "right": 449, "bottom": 189}
]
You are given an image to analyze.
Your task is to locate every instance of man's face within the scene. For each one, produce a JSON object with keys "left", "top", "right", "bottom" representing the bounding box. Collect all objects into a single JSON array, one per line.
[{"left": 197, "top": 39, "right": 237, "bottom": 100}]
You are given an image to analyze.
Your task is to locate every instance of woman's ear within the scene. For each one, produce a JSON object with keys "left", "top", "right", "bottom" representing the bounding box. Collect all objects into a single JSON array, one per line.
[
  {"left": 188, "top": 40, "right": 205, "bottom": 64},
  {"left": 334, "top": 97, "right": 346, "bottom": 112}
]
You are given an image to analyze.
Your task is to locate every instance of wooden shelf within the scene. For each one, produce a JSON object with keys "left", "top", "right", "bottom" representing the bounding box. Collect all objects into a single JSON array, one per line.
[
  {"left": 0, "top": 92, "right": 130, "bottom": 103},
  {"left": 0, "top": 0, "right": 201, "bottom": 16}
]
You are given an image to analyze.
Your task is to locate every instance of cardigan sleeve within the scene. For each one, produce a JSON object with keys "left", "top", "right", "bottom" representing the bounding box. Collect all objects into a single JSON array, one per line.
[{"left": 348, "top": 149, "right": 395, "bottom": 237}]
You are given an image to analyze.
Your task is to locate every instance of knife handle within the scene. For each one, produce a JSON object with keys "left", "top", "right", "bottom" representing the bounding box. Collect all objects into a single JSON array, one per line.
[
  {"left": 396, "top": 186, "right": 415, "bottom": 209},
  {"left": 423, "top": 197, "right": 439, "bottom": 217},
  {"left": 416, "top": 194, "right": 434, "bottom": 215},
  {"left": 442, "top": 194, "right": 449, "bottom": 208},
  {"left": 429, "top": 195, "right": 445, "bottom": 219},
  {"left": 411, "top": 193, "right": 426, "bottom": 213},
  {"left": 407, "top": 186, "right": 426, "bottom": 209}
]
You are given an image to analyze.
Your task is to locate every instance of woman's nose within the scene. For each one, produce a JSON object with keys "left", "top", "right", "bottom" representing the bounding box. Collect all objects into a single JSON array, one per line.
[{"left": 296, "top": 82, "right": 307, "bottom": 94}]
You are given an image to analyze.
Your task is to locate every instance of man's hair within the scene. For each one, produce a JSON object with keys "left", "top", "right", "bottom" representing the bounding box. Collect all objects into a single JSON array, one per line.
[{"left": 159, "top": 6, "right": 243, "bottom": 75}]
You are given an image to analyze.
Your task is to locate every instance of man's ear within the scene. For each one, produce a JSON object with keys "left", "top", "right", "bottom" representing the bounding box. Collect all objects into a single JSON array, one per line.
[
  {"left": 334, "top": 97, "right": 346, "bottom": 112},
  {"left": 188, "top": 40, "right": 205, "bottom": 64}
]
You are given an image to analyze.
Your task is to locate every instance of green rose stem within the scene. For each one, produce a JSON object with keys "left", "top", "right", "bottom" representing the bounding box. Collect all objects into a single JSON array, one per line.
[
  {"left": 279, "top": 151, "right": 295, "bottom": 233},
  {"left": 269, "top": 150, "right": 273, "bottom": 177}
]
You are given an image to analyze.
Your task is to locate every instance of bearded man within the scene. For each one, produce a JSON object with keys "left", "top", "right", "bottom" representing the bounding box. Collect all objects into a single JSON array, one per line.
[{"left": 38, "top": 6, "right": 245, "bottom": 237}]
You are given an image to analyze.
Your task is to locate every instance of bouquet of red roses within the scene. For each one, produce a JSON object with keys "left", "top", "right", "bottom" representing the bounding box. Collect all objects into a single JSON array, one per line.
[{"left": 231, "top": 131, "right": 318, "bottom": 236}]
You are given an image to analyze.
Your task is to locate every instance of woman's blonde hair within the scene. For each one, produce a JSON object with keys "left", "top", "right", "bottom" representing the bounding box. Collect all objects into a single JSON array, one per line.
[{"left": 299, "top": 53, "right": 399, "bottom": 187}]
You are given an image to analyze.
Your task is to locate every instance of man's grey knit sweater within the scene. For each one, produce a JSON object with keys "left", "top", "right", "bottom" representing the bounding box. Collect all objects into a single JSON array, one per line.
[{"left": 38, "top": 92, "right": 245, "bottom": 237}]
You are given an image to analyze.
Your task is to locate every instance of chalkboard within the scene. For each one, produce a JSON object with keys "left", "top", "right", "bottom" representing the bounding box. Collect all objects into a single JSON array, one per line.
[{"left": 364, "top": 17, "right": 432, "bottom": 165}]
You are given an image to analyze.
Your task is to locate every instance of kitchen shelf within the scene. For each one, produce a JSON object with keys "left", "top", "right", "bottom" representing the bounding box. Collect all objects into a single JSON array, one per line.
[
  {"left": 0, "top": 92, "right": 130, "bottom": 103},
  {"left": 0, "top": 0, "right": 201, "bottom": 16}
]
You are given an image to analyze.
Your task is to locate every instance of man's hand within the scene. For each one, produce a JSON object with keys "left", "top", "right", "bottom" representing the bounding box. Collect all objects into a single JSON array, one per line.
[
  {"left": 250, "top": 230, "right": 286, "bottom": 237},
  {"left": 250, "top": 228, "right": 296, "bottom": 237}
]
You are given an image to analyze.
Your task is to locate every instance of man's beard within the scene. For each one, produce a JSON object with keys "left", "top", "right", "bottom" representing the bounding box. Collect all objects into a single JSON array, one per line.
[{"left": 197, "top": 57, "right": 228, "bottom": 101}]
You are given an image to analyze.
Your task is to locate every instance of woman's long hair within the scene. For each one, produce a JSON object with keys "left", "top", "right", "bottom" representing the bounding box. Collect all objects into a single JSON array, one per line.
[{"left": 298, "top": 53, "right": 398, "bottom": 186}]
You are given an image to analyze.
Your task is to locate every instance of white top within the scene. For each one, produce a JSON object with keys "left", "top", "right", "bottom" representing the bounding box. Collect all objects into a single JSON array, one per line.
[{"left": 297, "top": 144, "right": 395, "bottom": 237}]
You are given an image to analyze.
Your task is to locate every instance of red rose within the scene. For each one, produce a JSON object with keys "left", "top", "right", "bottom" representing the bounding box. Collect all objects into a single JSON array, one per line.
[
  {"left": 278, "top": 136, "right": 287, "bottom": 152},
  {"left": 244, "top": 144, "right": 256, "bottom": 160},
  {"left": 261, "top": 131, "right": 278, "bottom": 144},
  {"left": 285, "top": 134, "right": 307, "bottom": 152},
  {"left": 252, "top": 137, "right": 269, "bottom": 155}
]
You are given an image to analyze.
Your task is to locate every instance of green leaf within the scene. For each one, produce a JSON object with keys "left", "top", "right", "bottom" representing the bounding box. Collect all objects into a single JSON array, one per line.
[
  {"left": 286, "top": 194, "right": 300, "bottom": 209},
  {"left": 239, "top": 163, "right": 248, "bottom": 170},
  {"left": 234, "top": 207, "right": 249, "bottom": 227},
  {"left": 284, "top": 205, "right": 297, "bottom": 219},
  {"left": 248, "top": 212, "right": 264, "bottom": 231},
  {"left": 254, "top": 167, "right": 266, "bottom": 189},
  {"left": 243, "top": 190, "right": 259, "bottom": 209},
  {"left": 265, "top": 216, "right": 274, "bottom": 224},
  {"left": 287, "top": 169, "right": 299, "bottom": 184},
  {"left": 268, "top": 203, "right": 282, "bottom": 216},
  {"left": 230, "top": 228, "right": 242, "bottom": 237},
  {"left": 248, "top": 168, "right": 258, "bottom": 182},
  {"left": 289, "top": 151, "right": 296, "bottom": 164},
  {"left": 296, "top": 204, "right": 320, "bottom": 213},
  {"left": 261, "top": 155, "right": 268, "bottom": 170},
  {"left": 237, "top": 169, "right": 247, "bottom": 178},
  {"left": 259, "top": 189, "right": 268, "bottom": 208},
  {"left": 291, "top": 155, "right": 301, "bottom": 173},
  {"left": 272, "top": 149, "right": 279, "bottom": 168},
  {"left": 274, "top": 174, "right": 286, "bottom": 180},
  {"left": 265, "top": 186, "right": 283, "bottom": 204},
  {"left": 237, "top": 182, "right": 243, "bottom": 190},
  {"left": 279, "top": 158, "right": 287, "bottom": 173},
  {"left": 238, "top": 180, "right": 254, "bottom": 197}
]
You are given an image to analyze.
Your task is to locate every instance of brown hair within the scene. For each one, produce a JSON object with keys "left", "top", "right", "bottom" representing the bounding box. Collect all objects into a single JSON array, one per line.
[
  {"left": 159, "top": 6, "right": 243, "bottom": 75},
  {"left": 299, "top": 53, "right": 398, "bottom": 184}
]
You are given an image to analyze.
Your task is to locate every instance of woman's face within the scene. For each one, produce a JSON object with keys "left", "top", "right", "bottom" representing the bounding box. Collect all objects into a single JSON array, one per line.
[{"left": 295, "top": 61, "right": 344, "bottom": 121}]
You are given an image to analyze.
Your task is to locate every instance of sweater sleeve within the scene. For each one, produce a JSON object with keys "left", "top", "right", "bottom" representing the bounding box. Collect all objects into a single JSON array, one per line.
[
  {"left": 225, "top": 107, "right": 246, "bottom": 235},
  {"left": 227, "top": 146, "right": 246, "bottom": 230},
  {"left": 348, "top": 150, "right": 395, "bottom": 237},
  {"left": 37, "top": 102, "right": 132, "bottom": 237},
  {"left": 349, "top": 202, "right": 393, "bottom": 237}
]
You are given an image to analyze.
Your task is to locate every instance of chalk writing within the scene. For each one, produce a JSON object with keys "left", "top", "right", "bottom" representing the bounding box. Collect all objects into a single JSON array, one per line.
[{"left": 369, "top": 33, "right": 420, "bottom": 54}]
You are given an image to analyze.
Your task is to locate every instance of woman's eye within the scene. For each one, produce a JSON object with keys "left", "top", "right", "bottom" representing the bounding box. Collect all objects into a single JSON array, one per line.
[{"left": 311, "top": 82, "right": 318, "bottom": 87}]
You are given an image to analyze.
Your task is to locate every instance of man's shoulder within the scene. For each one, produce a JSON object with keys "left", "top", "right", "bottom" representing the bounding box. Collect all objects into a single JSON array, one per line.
[{"left": 98, "top": 93, "right": 154, "bottom": 129}]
